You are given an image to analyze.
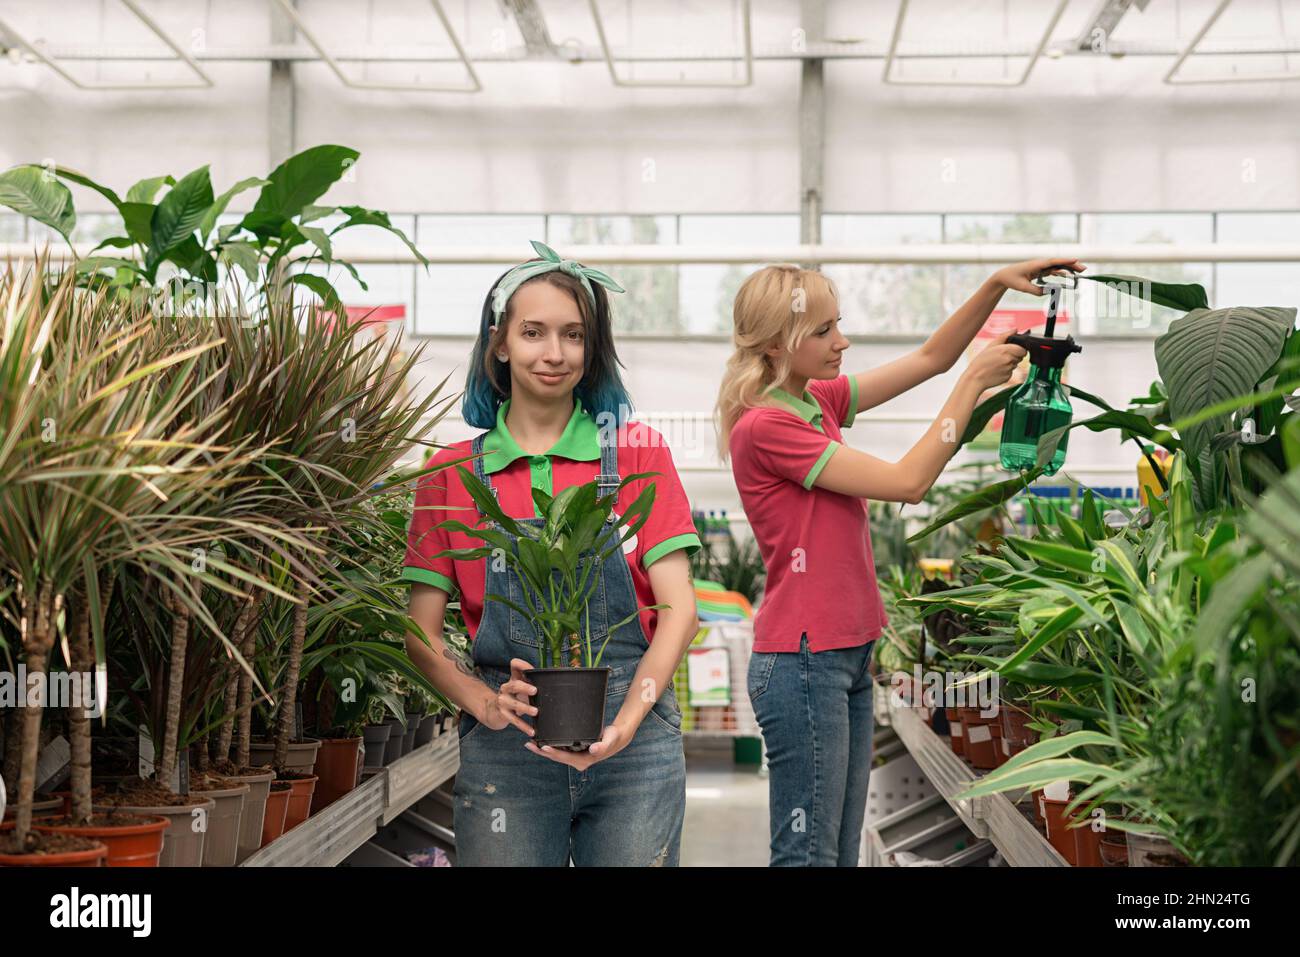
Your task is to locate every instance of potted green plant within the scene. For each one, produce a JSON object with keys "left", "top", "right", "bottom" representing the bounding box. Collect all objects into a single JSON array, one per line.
[{"left": 436, "top": 466, "right": 663, "bottom": 751}]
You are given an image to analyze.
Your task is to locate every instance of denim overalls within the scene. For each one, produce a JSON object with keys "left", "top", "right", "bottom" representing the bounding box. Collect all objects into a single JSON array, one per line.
[{"left": 452, "top": 430, "right": 687, "bottom": 866}]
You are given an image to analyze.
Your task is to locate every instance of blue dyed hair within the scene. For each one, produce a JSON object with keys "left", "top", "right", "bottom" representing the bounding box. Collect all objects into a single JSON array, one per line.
[{"left": 462, "top": 263, "right": 634, "bottom": 430}]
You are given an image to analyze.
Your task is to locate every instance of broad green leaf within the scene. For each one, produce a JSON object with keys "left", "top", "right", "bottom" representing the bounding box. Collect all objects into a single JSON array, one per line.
[
  {"left": 908, "top": 469, "right": 1043, "bottom": 542},
  {"left": 288, "top": 272, "right": 344, "bottom": 316},
  {"left": 1155, "top": 305, "right": 1295, "bottom": 464},
  {"left": 1081, "top": 273, "right": 1209, "bottom": 313},
  {"left": 218, "top": 240, "right": 261, "bottom": 283},
  {"left": 959, "top": 386, "right": 1014, "bottom": 446},
  {"left": 297, "top": 224, "right": 333, "bottom": 261},
  {"left": 198, "top": 176, "right": 269, "bottom": 241},
  {"left": 125, "top": 174, "right": 175, "bottom": 204},
  {"left": 332, "top": 204, "right": 427, "bottom": 265},
  {"left": 253, "top": 144, "right": 359, "bottom": 220},
  {"left": 999, "top": 604, "right": 1085, "bottom": 673},
  {"left": 0, "top": 165, "right": 75, "bottom": 239},
  {"left": 151, "top": 165, "right": 214, "bottom": 255},
  {"left": 956, "top": 757, "right": 1115, "bottom": 799}
]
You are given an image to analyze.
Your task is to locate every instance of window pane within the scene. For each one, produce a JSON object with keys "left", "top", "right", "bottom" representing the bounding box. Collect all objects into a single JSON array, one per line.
[
  {"left": 0, "top": 213, "right": 26, "bottom": 242},
  {"left": 1216, "top": 214, "right": 1300, "bottom": 313},
  {"left": 821, "top": 214, "right": 943, "bottom": 334},
  {"left": 415, "top": 215, "right": 544, "bottom": 335},
  {"left": 679, "top": 215, "right": 798, "bottom": 334},
  {"left": 548, "top": 215, "right": 679, "bottom": 334},
  {"left": 944, "top": 214, "right": 1079, "bottom": 316},
  {"left": 1079, "top": 213, "right": 1214, "bottom": 334}
]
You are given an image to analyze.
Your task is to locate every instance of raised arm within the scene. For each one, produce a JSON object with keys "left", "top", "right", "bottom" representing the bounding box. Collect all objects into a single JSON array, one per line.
[
  {"left": 818, "top": 333, "right": 1027, "bottom": 504},
  {"left": 849, "top": 257, "right": 1084, "bottom": 415}
]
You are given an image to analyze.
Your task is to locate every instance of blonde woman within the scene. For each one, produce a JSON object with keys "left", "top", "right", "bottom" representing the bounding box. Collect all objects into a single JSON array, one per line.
[{"left": 717, "top": 257, "right": 1083, "bottom": 866}]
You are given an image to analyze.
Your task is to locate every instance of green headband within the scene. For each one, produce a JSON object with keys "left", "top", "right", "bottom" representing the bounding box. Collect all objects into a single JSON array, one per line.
[{"left": 491, "top": 240, "right": 626, "bottom": 322}]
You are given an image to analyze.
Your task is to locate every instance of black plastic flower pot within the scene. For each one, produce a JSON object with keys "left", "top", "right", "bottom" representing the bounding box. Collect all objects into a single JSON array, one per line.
[{"left": 524, "top": 667, "right": 610, "bottom": 751}]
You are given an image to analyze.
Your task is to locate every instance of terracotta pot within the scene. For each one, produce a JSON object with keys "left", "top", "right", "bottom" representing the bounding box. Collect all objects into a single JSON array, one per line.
[
  {"left": 1100, "top": 833, "right": 1129, "bottom": 867},
  {"left": 259, "top": 784, "right": 291, "bottom": 848},
  {"left": 944, "top": 707, "right": 964, "bottom": 756},
  {"left": 281, "top": 775, "right": 318, "bottom": 831},
  {"left": 1072, "top": 816, "right": 1104, "bottom": 867},
  {"left": 311, "top": 737, "right": 362, "bottom": 813},
  {"left": 958, "top": 707, "right": 997, "bottom": 769},
  {"left": 92, "top": 797, "right": 215, "bottom": 868},
  {"left": 223, "top": 768, "right": 275, "bottom": 865},
  {"left": 191, "top": 783, "right": 249, "bottom": 867},
  {"left": 33, "top": 814, "right": 169, "bottom": 867},
  {"left": 247, "top": 737, "right": 321, "bottom": 775},
  {"left": 989, "top": 721, "right": 1010, "bottom": 767},
  {"left": 1126, "top": 830, "right": 1190, "bottom": 867},
  {"left": 1001, "top": 702, "right": 1037, "bottom": 752},
  {"left": 0, "top": 833, "right": 107, "bottom": 867},
  {"left": 1042, "top": 796, "right": 1079, "bottom": 864}
]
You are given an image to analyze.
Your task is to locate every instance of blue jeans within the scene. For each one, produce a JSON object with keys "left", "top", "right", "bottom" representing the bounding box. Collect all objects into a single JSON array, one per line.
[
  {"left": 451, "top": 430, "right": 687, "bottom": 867},
  {"left": 748, "top": 634, "right": 875, "bottom": 866},
  {"left": 453, "top": 665, "right": 687, "bottom": 866}
]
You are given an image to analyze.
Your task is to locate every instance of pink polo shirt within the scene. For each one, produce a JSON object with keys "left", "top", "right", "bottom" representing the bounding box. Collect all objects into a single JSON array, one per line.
[
  {"left": 403, "top": 417, "right": 700, "bottom": 644},
  {"left": 729, "top": 374, "right": 888, "bottom": 653}
]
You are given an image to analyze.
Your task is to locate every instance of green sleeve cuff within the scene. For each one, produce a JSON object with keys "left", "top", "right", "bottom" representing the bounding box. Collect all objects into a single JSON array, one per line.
[
  {"left": 401, "top": 566, "right": 457, "bottom": 596},
  {"left": 802, "top": 441, "right": 840, "bottom": 490},
  {"left": 844, "top": 375, "right": 858, "bottom": 428},
  {"left": 644, "top": 533, "right": 702, "bottom": 569}
]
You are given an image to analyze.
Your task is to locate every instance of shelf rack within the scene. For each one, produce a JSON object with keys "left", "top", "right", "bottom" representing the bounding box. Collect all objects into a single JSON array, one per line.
[
  {"left": 881, "top": 685, "right": 1068, "bottom": 867},
  {"left": 241, "top": 733, "right": 459, "bottom": 867}
]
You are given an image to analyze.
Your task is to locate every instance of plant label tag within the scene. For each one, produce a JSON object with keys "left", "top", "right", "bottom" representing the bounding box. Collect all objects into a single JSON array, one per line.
[
  {"left": 967, "top": 724, "right": 992, "bottom": 744},
  {"left": 36, "top": 735, "right": 70, "bottom": 793},
  {"left": 1002, "top": 738, "right": 1012, "bottom": 755},
  {"left": 951, "top": 722, "right": 962, "bottom": 737}
]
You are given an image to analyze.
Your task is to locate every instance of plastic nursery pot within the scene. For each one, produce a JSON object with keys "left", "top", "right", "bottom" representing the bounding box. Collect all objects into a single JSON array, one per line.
[
  {"left": 0, "top": 830, "right": 107, "bottom": 867},
  {"left": 382, "top": 718, "right": 405, "bottom": 765},
  {"left": 362, "top": 723, "right": 392, "bottom": 769},
  {"left": 989, "top": 721, "right": 1010, "bottom": 767},
  {"left": 1000, "top": 702, "right": 1037, "bottom": 753},
  {"left": 944, "top": 707, "right": 965, "bottom": 756},
  {"left": 91, "top": 797, "right": 215, "bottom": 868},
  {"left": 33, "top": 813, "right": 169, "bottom": 867},
  {"left": 247, "top": 738, "right": 321, "bottom": 775},
  {"left": 1041, "top": 796, "right": 1080, "bottom": 865},
  {"left": 311, "top": 737, "right": 362, "bottom": 813},
  {"left": 190, "top": 781, "right": 250, "bottom": 868},
  {"left": 1099, "top": 832, "right": 1129, "bottom": 867},
  {"left": 524, "top": 667, "right": 611, "bottom": 751},
  {"left": 1071, "top": 815, "right": 1104, "bottom": 867},
  {"left": 414, "top": 713, "right": 437, "bottom": 748},
  {"left": 1125, "top": 831, "right": 1190, "bottom": 867},
  {"left": 957, "top": 707, "right": 998, "bottom": 770},
  {"left": 259, "top": 782, "right": 292, "bottom": 848},
  {"left": 278, "top": 773, "right": 319, "bottom": 831}
]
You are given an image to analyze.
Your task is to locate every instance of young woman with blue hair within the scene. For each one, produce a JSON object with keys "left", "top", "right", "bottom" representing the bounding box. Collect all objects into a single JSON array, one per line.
[{"left": 402, "top": 242, "right": 702, "bottom": 866}]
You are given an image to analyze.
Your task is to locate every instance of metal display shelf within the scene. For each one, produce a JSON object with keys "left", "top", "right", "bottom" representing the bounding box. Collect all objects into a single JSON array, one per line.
[
  {"left": 241, "top": 733, "right": 459, "bottom": 867},
  {"left": 882, "top": 687, "right": 1068, "bottom": 867}
]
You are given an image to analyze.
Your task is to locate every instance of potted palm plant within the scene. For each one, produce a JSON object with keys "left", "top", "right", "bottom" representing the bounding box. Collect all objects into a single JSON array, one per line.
[{"left": 435, "top": 466, "right": 663, "bottom": 751}]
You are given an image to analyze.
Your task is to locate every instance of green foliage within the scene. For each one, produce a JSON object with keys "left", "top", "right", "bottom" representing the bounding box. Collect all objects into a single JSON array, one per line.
[
  {"left": 435, "top": 467, "right": 667, "bottom": 668},
  {"left": 0, "top": 145, "right": 425, "bottom": 314}
]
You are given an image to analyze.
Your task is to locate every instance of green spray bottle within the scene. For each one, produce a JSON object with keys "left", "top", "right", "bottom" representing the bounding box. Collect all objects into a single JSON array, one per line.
[{"left": 998, "top": 273, "right": 1082, "bottom": 476}]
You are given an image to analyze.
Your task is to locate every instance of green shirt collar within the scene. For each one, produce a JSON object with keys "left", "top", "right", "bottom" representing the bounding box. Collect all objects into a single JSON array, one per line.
[
  {"left": 482, "top": 397, "right": 601, "bottom": 473},
  {"left": 769, "top": 385, "right": 824, "bottom": 431}
]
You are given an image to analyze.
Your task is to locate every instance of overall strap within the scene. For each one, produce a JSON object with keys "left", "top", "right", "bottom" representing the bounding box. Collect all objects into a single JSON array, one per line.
[
  {"left": 595, "top": 425, "right": 620, "bottom": 523},
  {"left": 470, "top": 433, "right": 500, "bottom": 510}
]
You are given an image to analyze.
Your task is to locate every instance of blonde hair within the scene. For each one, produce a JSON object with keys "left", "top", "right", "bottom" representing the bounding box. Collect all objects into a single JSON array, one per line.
[{"left": 715, "top": 264, "right": 839, "bottom": 460}]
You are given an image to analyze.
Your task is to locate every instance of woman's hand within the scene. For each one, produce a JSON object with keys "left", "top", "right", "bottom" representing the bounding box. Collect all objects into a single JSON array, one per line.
[
  {"left": 963, "top": 332, "right": 1028, "bottom": 393},
  {"left": 992, "top": 257, "right": 1086, "bottom": 296},
  {"left": 525, "top": 720, "right": 632, "bottom": 771},
  {"left": 478, "top": 657, "right": 538, "bottom": 735}
]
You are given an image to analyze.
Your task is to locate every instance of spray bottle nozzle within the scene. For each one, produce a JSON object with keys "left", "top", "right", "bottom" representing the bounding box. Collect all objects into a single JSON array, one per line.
[{"left": 1007, "top": 330, "right": 1083, "bottom": 369}]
